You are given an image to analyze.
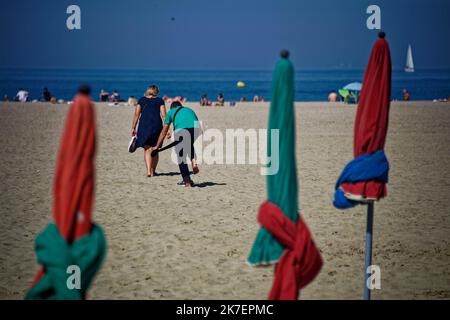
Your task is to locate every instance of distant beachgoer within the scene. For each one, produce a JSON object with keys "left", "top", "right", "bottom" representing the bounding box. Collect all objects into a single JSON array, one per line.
[
  {"left": 173, "top": 96, "right": 186, "bottom": 103},
  {"left": 216, "top": 93, "right": 225, "bottom": 106},
  {"left": 403, "top": 89, "right": 410, "bottom": 101},
  {"left": 200, "top": 94, "right": 211, "bottom": 106},
  {"left": 345, "top": 91, "right": 356, "bottom": 104},
  {"left": 127, "top": 96, "right": 138, "bottom": 107},
  {"left": 41, "top": 88, "right": 52, "bottom": 102},
  {"left": 15, "top": 88, "right": 29, "bottom": 102},
  {"left": 50, "top": 96, "right": 57, "bottom": 104},
  {"left": 328, "top": 90, "right": 339, "bottom": 102},
  {"left": 110, "top": 90, "right": 120, "bottom": 102},
  {"left": 131, "top": 85, "right": 166, "bottom": 177},
  {"left": 164, "top": 96, "right": 180, "bottom": 104},
  {"left": 99, "top": 90, "right": 109, "bottom": 102},
  {"left": 154, "top": 101, "right": 200, "bottom": 187},
  {"left": 253, "top": 95, "right": 260, "bottom": 102},
  {"left": 240, "top": 96, "right": 247, "bottom": 102},
  {"left": 3, "top": 95, "right": 9, "bottom": 102}
]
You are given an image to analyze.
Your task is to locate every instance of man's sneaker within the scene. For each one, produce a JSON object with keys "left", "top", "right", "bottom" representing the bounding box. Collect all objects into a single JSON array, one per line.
[{"left": 177, "top": 179, "right": 194, "bottom": 187}]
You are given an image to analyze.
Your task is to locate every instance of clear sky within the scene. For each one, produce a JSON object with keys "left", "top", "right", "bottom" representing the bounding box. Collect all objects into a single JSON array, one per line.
[{"left": 0, "top": 0, "right": 449, "bottom": 70}]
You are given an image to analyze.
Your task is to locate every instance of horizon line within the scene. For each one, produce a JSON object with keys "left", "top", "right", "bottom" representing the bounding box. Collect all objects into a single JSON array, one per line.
[{"left": 1, "top": 66, "right": 450, "bottom": 72}]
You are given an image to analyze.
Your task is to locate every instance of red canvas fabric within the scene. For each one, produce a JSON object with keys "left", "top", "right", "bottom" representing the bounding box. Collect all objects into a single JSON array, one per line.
[
  {"left": 257, "top": 201, "right": 323, "bottom": 300},
  {"left": 32, "top": 93, "right": 96, "bottom": 285},
  {"left": 340, "top": 38, "right": 392, "bottom": 200},
  {"left": 53, "top": 94, "right": 96, "bottom": 242}
]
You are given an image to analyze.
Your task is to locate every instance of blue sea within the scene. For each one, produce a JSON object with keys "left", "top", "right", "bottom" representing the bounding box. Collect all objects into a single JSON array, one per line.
[{"left": 0, "top": 68, "right": 449, "bottom": 102}]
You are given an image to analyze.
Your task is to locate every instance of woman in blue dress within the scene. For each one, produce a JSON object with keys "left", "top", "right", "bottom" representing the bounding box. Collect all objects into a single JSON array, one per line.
[{"left": 131, "top": 85, "right": 166, "bottom": 177}]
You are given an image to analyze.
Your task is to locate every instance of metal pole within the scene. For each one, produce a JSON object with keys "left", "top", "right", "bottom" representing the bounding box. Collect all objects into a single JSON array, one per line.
[{"left": 364, "top": 202, "right": 374, "bottom": 300}]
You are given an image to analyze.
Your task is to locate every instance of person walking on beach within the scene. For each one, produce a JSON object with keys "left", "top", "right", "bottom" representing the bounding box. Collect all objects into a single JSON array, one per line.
[
  {"left": 154, "top": 101, "right": 200, "bottom": 187},
  {"left": 131, "top": 85, "right": 166, "bottom": 177}
]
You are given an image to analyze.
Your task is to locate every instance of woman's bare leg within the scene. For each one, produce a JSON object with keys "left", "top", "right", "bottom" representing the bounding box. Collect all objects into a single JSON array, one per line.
[
  {"left": 150, "top": 153, "right": 159, "bottom": 175},
  {"left": 144, "top": 146, "right": 152, "bottom": 176}
]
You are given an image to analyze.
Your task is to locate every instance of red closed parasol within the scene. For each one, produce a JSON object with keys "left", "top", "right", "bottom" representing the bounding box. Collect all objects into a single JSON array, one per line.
[
  {"left": 53, "top": 93, "right": 96, "bottom": 241},
  {"left": 339, "top": 34, "right": 391, "bottom": 202},
  {"left": 26, "top": 85, "right": 106, "bottom": 300},
  {"left": 333, "top": 32, "right": 392, "bottom": 300}
]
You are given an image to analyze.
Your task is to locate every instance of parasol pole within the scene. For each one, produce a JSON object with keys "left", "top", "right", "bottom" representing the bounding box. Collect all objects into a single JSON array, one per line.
[{"left": 364, "top": 201, "right": 374, "bottom": 300}]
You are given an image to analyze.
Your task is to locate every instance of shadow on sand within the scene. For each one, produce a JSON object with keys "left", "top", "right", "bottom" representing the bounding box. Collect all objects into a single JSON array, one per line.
[
  {"left": 155, "top": 172, "right": 226, "bottom": 188},
  {"left": 193, "top": 182, "right": 227, "bottom": 188},
  {"left": 155, "top": 172, "right": 180, "bottom": 177}
]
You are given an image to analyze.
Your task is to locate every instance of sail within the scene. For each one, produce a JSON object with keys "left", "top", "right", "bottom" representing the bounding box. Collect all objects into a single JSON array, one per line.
[{"left": 405, "top": 45, "right": 414, "bottom": 72}]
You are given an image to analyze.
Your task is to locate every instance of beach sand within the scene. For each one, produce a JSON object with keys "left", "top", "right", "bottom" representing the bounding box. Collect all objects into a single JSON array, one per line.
[{"left": 0, "top": 101, "right": 449, "bottom": 299}]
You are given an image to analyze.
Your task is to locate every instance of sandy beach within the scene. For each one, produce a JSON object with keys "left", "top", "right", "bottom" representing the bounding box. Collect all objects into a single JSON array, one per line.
[{"left": 0, "top": 100, "right": 449, "bottom": 300}]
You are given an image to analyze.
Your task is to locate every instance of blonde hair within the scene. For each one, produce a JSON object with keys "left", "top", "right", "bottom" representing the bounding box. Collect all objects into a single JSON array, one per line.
[{"left": 145, "top": 85, "right": 159, "bottom": 97}]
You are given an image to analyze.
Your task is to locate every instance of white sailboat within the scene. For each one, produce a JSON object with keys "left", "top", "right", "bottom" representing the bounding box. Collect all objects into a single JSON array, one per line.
[{"left": 405, "top": 44, "right": 415, "bottom": 73}]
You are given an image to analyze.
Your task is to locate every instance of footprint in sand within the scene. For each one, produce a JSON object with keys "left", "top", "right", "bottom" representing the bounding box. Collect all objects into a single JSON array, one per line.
[{"left": 227, "top": 248, "right": 240, "bottom": 257}]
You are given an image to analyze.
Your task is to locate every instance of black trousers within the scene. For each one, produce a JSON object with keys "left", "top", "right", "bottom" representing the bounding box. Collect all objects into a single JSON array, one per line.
[{"left": 175, "top": 128, "right": 197, "bottom": 181}]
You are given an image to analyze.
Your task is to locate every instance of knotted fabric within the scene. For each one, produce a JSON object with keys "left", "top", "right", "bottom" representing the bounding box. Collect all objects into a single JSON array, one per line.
[
  {"left": 25, "top": 223, "right": 106, "bottom": 300},
  {"left": 258, "top": 201, "right": 323, "bottom": 300}
]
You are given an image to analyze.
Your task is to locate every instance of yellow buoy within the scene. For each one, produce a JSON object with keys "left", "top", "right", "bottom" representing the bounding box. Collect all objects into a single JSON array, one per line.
[{"left": 237, "top": 81, "right": 246, "bottom": 88}]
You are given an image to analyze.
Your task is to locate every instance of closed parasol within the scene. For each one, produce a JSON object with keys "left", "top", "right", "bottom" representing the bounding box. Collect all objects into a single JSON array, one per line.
[
  {"left": 247, "top": 50, "right": 322, "bottom": 300},
  {"left": 25, "top": 85, "right": 106, "bottom": 300},
  {"left": 333, "top": 32, "right": 392, "bottom": 300}
]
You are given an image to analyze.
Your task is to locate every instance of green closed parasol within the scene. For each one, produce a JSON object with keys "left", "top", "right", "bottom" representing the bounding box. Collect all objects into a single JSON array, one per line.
[
  {"left": 247, "top": 52, "right": 322, "bottom": 300},
  {"left": 248, "top": 54, "right": 298, "bottom": 265}
]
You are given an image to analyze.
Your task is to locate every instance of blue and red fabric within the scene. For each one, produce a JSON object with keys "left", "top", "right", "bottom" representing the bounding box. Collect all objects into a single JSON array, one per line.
[{"left": 334, "top": 36, "right": 392, "bottom": 208}]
